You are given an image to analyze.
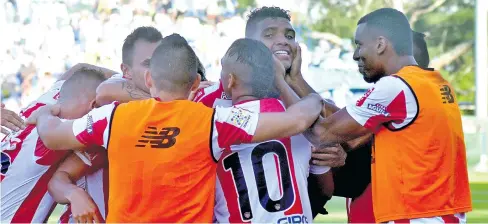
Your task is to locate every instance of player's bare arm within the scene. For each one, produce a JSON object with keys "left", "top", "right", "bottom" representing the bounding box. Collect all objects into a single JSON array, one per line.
[
  {"left": 251, "top": 93, "right": 323, "bottom": 143},
  {"left": 59, "top": 63, "right": 118, "bottom": 81},
  {"left": 95, "top": 78, "right": 150, "bottom": 106},
  {"left": 26, "top": 105, "right": 84, "bottom": 150},
  {"left": 311, "top": 108, "right": 371, "bottom": 148}
]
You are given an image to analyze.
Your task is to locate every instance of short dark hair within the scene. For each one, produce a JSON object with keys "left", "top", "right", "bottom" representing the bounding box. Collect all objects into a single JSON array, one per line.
[
  {"left": 412, "top": 31, "right": 430, "bottom": 68},
  {"left": 122, "top": 26, "right": 162, "bottom": 66},
  {"left": 149, "top": 34, "right": 198, "bottom": 92},
  {"left": 245, "top": 6, "right": 291, "bottom": 37},
  {"left": 224, "top": 38, "right": 279, "bottom": 99},
  {"left": 357, "top": 8, "right": 413, "bottom": 56},
  {"left": 59, "top": 67, "right": 106, "bottom": 103},
  {"left": 157, "top": 33, "right": 207, "bottom": 81}
]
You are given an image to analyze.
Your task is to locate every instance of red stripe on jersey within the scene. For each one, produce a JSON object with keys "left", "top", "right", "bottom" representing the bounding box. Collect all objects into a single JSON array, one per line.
[
  {"left": 217, "top": 151, "right": 243, "bottom": 223},
  {"left": 393, "top": 219, "right": 411, "bottom": 223},
  {"left": 34, "top": 137, "right": 69, "bottom": 166},
  {"left": 442, "top": 214, "right": 460, "bottom": 223},
  {"left": 364, "top": 91, "right": 407, "bottom": 132},
  {"left": 1, "top": 125, "right": 36, "bottom": 181},
  {"left": 282, "top": 136, "right": 303, "bottom": 215},
  {"left": 273, "top": 154, "right": 283, "bottom": 195},
  {"left": 75, "top": 118, "right": 108, "bottom": 146},
  {"left": 20, "top": 103, "right": 46, "bottom": 118},
  {"left": 194, "top": 82, "right": 224, "bottom": 107},
  {"left": 215, "top": 122, "right": 253, "bottom": 148},
  {"left": 10, "top": 164, "right": 58, "bottom": 223},
  {"left": 59, "top": 205, "right": 71, "bottom": 223}
]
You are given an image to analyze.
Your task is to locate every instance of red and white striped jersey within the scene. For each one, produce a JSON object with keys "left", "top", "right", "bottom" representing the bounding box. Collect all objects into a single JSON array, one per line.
[
  {"left": 1, "top": 81, "right": 68, "bottom": 223},
  {"left": 194, "top": 81, "right": 329, "bottom": 223}
]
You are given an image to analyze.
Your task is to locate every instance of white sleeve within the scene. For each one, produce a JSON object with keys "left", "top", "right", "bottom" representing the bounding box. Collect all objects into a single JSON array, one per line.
[
  {"left": 345, "top": 76, "right": 418, "bottom": 133},
  {"left": 72, "top": 102, "right": 119, "bottom": 149},
  {"left": 210, "top": 106, "right": 259, "bottom": 160}
]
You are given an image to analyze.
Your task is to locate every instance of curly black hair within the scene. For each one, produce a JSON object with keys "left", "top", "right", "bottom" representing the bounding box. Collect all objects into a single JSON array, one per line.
[{"left": 245, "top": 6, "right": 291, "bottom": 37}]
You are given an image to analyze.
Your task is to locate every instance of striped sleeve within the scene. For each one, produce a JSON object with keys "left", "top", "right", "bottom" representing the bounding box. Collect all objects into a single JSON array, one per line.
[{"left": 72, "top": 102, "right": 119, "bottom": 149}]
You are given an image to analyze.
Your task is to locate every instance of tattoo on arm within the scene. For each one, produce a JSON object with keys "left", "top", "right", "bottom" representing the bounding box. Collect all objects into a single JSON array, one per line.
[{"left": 122, "top": 82, "right": 150, "bottom": 100}]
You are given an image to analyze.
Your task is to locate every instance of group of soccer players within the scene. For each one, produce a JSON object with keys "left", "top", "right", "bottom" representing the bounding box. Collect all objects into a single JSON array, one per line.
[{"left": 1, "top": 6, "right": 472, "bottom": 224}]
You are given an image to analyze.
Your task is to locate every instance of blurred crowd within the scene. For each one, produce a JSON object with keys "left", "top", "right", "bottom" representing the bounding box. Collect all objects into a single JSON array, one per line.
[{"left": 0, "top": 0, "right": 365, "bottom": 113}]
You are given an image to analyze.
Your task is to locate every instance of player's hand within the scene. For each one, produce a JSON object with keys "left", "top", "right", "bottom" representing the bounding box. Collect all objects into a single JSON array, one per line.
[
  {"left": 188, "top": 81, "right": 216, "bottom": 101},
  {"left": 1, "top": 103, "right": 25, "bottom": 134},
  {"left": 25, "top": 104, "right": 61, "bottom": 125},
  {"left": 67, "top": 187, "right": 103, "bottom": 223},
  {"left": 311, "top": 145, "right": 347, "bottom": 167},
  {"left": 286, "top": 42, "right": 303, "bottom": 84}
]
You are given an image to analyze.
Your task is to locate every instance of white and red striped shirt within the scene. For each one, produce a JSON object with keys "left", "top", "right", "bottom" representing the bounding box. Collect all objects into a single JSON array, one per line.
[
  {"left": 194, "top": 81, "right": 328, "bottom": 223},
  {"left": 1, "top": 81, "right": 68, "bottom": 223}
]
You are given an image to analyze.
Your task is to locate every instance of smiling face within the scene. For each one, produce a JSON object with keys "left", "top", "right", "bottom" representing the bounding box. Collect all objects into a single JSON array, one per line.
[
  {"left": 352, "top": 23, "right": 386, "bottom": 83},
  {"left": 250, "top": 17, "right": 297, "bottom": 70}
]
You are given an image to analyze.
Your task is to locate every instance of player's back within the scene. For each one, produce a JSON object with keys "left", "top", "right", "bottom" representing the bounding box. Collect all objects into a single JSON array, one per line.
[
  {"left": 213, "top": 98, "right": 312, "bottom": 223},
  {"left": 105, "top": 98, "right": 217, "bottom": 223}
]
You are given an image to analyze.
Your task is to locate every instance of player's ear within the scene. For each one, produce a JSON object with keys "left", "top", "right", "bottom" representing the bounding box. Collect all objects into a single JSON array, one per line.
[
  {"left": 190, "top": 74, "right": 201, "bottom": 92},
  {"left": 144, "top": 70, "right": 153, "bottom": 90},
  {"left": 228, "top": 73, "right": 236, "bottom": 90},
  {"left": 121, "top": 63, "right": 132, "bottom": 80},
  {"left": 89, "top": 99, "right": 98, "bottom": 109},
  {"left": 377, "top": 36, "right": 387, "bottom": 55}
]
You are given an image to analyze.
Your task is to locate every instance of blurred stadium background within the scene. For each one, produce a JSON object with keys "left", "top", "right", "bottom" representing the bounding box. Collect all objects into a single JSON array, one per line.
[{"left": 0, "top": 0, "right": 486, "bottom": 222}]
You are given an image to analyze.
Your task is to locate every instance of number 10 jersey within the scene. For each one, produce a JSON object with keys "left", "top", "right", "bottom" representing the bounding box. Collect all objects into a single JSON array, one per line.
[{"left": 211, "top": 98, "right": 313, "bottom": 223}]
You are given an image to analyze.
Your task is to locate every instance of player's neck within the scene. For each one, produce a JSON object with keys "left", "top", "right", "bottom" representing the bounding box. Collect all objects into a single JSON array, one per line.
[
  {"left": 232, "top": 95, "right": 259, "bottom": 105},
  {"left": 385, "top": 55, "right": 418, "bottom": 75},
  {"left": 154, "top": 90, "right": 188, "bottom": 102}
]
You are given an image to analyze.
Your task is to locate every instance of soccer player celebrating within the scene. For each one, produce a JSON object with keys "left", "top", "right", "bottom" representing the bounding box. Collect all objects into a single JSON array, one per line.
[
  {"left": 27, "top": 35, "right": 324, "bottom": 223},
  {"left": 193, "top": 7, "right": 340, "bottom": 221},
  {"left": 309, "top": 8, "right": 472, "bottom": 223},
  {"left": 48, "top": 27, "right": 212, "bottom": 223},
  {"left": 344, "top": 30, "right": 434, "bottom": 223},
  {"left": 0, "top": 68, "right": 107, "bottom": 223}
]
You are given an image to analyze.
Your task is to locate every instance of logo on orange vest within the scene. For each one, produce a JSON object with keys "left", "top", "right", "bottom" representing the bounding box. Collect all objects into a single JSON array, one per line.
[
  {"left": 135, "top": 127, "right": 180, "bottom": 148},
  {"left": 367, "top": 103, "right": 390, "bottom": 117},
  {"left": 440, "top": 85, "right": 454, "bottom": 104}
]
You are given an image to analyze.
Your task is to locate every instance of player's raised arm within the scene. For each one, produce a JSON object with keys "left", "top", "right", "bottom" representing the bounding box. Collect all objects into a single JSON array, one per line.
[
  {"left": 253, "top": 93, "right": 323, "bottom": 143},
  {"left": 27, "top": 102, "right": 117, "bottom": 150}
]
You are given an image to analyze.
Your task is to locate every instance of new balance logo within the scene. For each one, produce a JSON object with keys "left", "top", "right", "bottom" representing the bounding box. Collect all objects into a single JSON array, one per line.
[
  {"left": 135, "top": 127, "right": 180, "bottom": 148},
  {"left": 440, "top": 85, "right": 454, "bottom": 104}
]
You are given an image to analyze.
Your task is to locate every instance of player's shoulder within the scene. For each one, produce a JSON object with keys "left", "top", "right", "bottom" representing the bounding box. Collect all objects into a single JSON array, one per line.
[{"left": 372, "top": 76, "right": 410, "bottom": 93}]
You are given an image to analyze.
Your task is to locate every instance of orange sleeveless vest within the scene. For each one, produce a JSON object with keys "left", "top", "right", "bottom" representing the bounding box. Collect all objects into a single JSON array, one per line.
[
  {"left": 105, "top": 99, "right": 217, "bottom": 223},
  {"left": 371, "top": 66, "right": 472, "bottom": 222}
]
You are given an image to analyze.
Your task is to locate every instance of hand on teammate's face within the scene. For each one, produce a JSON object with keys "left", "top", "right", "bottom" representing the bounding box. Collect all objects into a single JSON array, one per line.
[
  {"left": 68, "top": 188, "right": 103, "bottom": 224},
  {"left": 25, "top": 104, "right": 61, "bottom": 126},
  {"left": 286, "top": 42, "right": 303, "bottom": 83},
  {"left": 310, "top": 145, "right": 347, "bottom": 167},
  {"left": 188, "top": 81, "right": 217, "bottom": 101},
  {"left": 1, "top": 103, "right": 25, "bottom": 135}
]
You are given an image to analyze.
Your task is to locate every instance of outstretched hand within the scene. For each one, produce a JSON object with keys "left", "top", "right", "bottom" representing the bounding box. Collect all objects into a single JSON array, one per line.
[
  {"left": 25, "top": 104, "right": 61, "bottom": 126},
  {"left": 1, "top": 103, "right": 25, "bottom": 134}
]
